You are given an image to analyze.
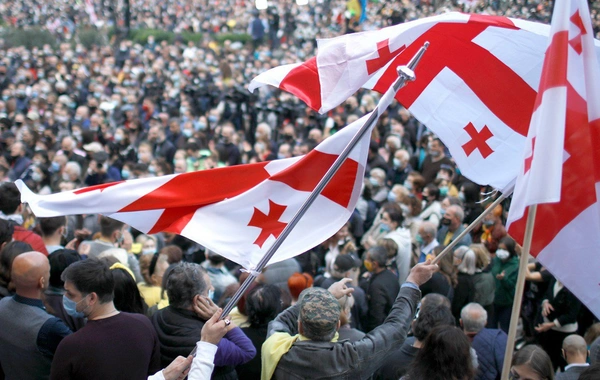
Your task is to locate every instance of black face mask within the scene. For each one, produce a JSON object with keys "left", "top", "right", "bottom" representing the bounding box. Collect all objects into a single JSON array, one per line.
[{"left": 441, "top": 218, "right": 452, "bottom": 226}]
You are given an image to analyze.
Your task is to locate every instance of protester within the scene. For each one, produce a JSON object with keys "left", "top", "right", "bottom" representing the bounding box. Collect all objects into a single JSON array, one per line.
[
  {"left": 0, "top": 251, "right": 71, "bottom": 379},
  {"left": 461, "top": 303, "right": 507, "bottom": 380},
  {"left": 556, "top": 334, "right": 589, "bottom": 380},
  {"left": 262, "top": 261, "right": 437, "bottom": 379},
  {"left": 510, "top": 345, "right": 555, "bottom": 380},
  {"left": 51, "top": 259, "right": 161, "bottom": 379}
]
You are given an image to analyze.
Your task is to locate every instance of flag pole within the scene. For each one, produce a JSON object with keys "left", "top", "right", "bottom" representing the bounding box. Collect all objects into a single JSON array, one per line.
[
  {"left": 216, "top": 42, "right": 430, "bottom": 320},
  {"left": 431, "top": 190, "right": 511, "bottom": 265},
  {"left": 501, "top": 204, "right": 537, "bottom": 380}
]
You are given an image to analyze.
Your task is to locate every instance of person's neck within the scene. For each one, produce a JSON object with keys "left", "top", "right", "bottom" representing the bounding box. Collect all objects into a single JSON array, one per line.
[
  {"left": 88, "top": 301, "right": 120, "bottom": 321},
  {"left": 16, "top": 288, "right": 42, "bottom": 300},
  {"left": 413, "top": 340, "right": 423, "bottom": 348},
  {"left": 431, "top": 153, "right": 445, "bottom": 162},
  {"left": 372, "top": 267, "right": 385, "bottom": 275},
  {"left": 568, "top": 355, "right": 588, "bottom": 366},
  {"left": 43, "top": 234, "right": 62, "bottom": 246},
  {"left": 97, "top": 235, "right": 115, "bottom": 244}
]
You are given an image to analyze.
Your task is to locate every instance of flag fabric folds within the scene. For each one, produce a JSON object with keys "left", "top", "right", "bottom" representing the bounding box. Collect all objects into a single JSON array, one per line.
[
  {"left": 17, "top": 86, "right": 398, "bottom": 270},
  {"left": 249, "top": 12, "right": 600, "bottom": 191},
  {"left": 507, "top": 0, "right": 600, "bottom": 318}
]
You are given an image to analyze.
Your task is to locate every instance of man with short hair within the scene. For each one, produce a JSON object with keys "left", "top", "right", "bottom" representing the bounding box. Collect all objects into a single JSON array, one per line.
[
  {"left": 263, "top": 261, "right": 437, "bottom": 379},
  {"left": 50, "top": 259, "right": 160, "bottom": 379},
  {"left": 376, "top": 303, "right": 455, "bottom": 379},
  {"left": 387, "top": 149, "right": 412, "bottom": 187},
  {"left": 556, "top": 335, "right": 590, "bottom": 380},
  {"left": 201, "top": 251, "right": 237, "bottom": 303},
  {"left": 0, "top": 251, "right": 72, "bottom": 379},
  {"left": 38, "top": 216, "right": 68, "bottom": 254},
  {"left": 460, "top": 303, "right": 507, "bottom": 380},
  {"left": 420, "top": 137, "right": 454, "bottom": 184},
  {"left": 362, "top": 246, "right": 401, "bottom": 332},
  {"left": 152, "top": 262, "right": 255, "bottom": 379},
  {"left": 0, "top": 182, "right": 48, "bottom": 255},
  {"left": 86, "top": 216, "right": 141, "bottom": 282},
  {"left": 8, "top": 141, "right": 31, "bottom": 181},
  {"left": 437, "top": 204, "right": 472, "bottom": 248},
  {"left": 417, "top": 221, "right": 439, "bottom": 263}
]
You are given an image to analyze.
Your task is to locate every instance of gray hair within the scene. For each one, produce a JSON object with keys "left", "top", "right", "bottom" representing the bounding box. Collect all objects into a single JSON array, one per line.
[
  {"left": 166, "top": 262, "right": 208, "bottom": 309},
  {"left": 65, "top": 161, "right": 81, "bottom": 178},
  {"left": 448, "top": 205, "right": 465, "bottom": 223},
  {"left": 461, "top": 303, "right": 488, "bottom": 333},
  {"left": 454, "top": 246, "right": 477, "bottom": 275},
  {"left": 420, "top": 221, "right": 437, "bottom": 238}
]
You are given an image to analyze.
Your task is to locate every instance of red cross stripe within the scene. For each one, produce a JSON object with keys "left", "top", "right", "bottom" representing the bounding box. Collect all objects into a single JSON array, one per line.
[
  {"left": 462, "top": 122, "right": 494, "bottom": 159},
  {"left": 372, "top": 15, "right": 535, "bottom": 138},
  {"left": 366, "top": 39, "right": 406, "bottom": 75},
  {"left": 524, "top": 137, "right": 536, "bottom": 174},
  {"left": 569, "top": 10, "right": 587, "bottom": 55},
  {"left": 247, "top": 200, "right": 288, "bottom": 248}
]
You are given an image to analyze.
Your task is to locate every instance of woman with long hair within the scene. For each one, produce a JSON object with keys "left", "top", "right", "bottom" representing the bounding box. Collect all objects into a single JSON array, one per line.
[
  {"left": 491, "top": 236, "right": 520, "bottom": 333},
  {"left": 404, "top": 325, "right": 475, "bottom": 380}
]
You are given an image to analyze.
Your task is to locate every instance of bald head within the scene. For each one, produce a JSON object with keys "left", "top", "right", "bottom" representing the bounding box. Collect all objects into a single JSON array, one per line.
[
  {"left": 11, "top": 251, "right": 50, "bottom": 296},
  {"left": 563, "top": 334, "right": 588, "bottom": 358}
]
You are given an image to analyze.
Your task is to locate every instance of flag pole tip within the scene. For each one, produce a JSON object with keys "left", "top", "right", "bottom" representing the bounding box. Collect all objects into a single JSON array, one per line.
[{"left": 423, "top": 41, "right": 430, "bottom": 49}]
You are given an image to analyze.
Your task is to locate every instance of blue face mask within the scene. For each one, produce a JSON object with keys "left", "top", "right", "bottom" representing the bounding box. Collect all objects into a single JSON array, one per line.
[
  {"left": 403, "top": 180, "right": 413, "bottom": 191},
  {"left": 63, "top": 294, "right": 87, "bottom": 318},
  {"left": 387, "top": 191, "right": 397, "bottom": 203},
  {"left": 415, "top": 234, "right": 424, "bottom": 245},
  {"left": 439, "top": 186, "right": 449, "bottom": 197},
  {"left": 121, "top": 169, "right": 130, "bottom": 179},
  {"left": 379, "top": 223, "right": 391, "bottom": 233},
  {"left": 369, "top": 177, "right": 380, "bottom": 188},
  {"left": 208, "top": 289, "right": 215, "bottom": 301}
]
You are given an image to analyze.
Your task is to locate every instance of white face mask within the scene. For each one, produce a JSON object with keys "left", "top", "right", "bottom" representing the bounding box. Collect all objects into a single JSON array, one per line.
[{"left": 496, "top": 249, "right": 510, "bottom": 260}]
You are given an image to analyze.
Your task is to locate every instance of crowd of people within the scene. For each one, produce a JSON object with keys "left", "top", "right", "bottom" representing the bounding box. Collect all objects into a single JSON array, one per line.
[{"left": 1, "top": 0, "right": 600, "bottom": 379}]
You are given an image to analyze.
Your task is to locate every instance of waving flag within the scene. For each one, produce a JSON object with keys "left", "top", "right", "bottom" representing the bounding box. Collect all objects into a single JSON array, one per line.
[
  {"left": 507, "top": 0, "right": 600, "bottom": 318},
  {"left": 17, "top": 90, "right": 397, "bottom": 270},
  {"left": 250, "top": 12, "right": 600, "bottom": 190}
]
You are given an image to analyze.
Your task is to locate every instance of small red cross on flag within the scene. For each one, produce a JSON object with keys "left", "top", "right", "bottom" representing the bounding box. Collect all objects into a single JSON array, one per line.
[
  {"left": 461, "top": 122, "right": 494, "bottom": 159},
  {"left": 247, "top": 200, "right": 288, "bottom": 248},
  {"left": 365, "top": 39, "right": 405, "bottom": 75}
]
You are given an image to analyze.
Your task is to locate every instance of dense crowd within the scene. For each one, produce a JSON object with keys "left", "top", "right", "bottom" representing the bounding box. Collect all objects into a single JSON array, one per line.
[{"left": 1, "top": 0, "right": 600, "bottom": 379}]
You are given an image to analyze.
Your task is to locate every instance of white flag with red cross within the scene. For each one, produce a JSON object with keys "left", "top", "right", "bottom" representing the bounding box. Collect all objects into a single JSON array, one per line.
[
  {"left": 507, "top": 0, "right": 600, "bottom": 318},
  {"left": 16, "top": 87, "right": 398, "bottom": 270},
  {"left": 249, "top": 12, "right": 600, "bottom": 191}
]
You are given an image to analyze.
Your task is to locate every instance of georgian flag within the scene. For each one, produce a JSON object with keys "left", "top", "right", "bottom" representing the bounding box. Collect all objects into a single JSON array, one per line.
[
  {"left": 17, "top": 86, "right": 398, "bottom": 270},
  {"left": 507, "top": 0, "right": 600, "bottom": 318},
  {"left": 249, "top": 12, "right": 600, "bottom": 191}
]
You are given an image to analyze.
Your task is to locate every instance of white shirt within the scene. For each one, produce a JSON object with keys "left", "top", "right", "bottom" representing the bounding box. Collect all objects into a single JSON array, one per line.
[{"left": 148, "top": 342, "right": 218, "bottom": 380}]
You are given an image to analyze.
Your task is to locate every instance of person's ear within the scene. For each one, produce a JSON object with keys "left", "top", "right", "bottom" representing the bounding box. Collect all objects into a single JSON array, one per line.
[
  {"left": 88, "top": 292, "right": 99, "bottom": 306},
  {"left": 459, "top": 319, "right": 463, "bottom": 328},
  {"left": 38, "top": 276, "right": 45, "bottom": 290},
  {"left": 337, "top": 319, "right": 341, "bottom": 331}
]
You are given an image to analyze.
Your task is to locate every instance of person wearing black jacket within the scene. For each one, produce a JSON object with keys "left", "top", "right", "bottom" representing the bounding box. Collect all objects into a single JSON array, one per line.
[{"left": 535, "top": 277, "right": 582, "bottom": 371}]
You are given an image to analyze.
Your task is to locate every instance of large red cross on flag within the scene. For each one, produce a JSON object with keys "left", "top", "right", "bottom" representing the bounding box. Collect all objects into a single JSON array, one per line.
[
  {"left": 507, "top": 0, "right": 600, "bottom": 318},
  {"left": 16, "top": 88, "right": 398, "bottom": 270},
  {"left": 249, "top": 12, "right": 600, "bottom": 191}
]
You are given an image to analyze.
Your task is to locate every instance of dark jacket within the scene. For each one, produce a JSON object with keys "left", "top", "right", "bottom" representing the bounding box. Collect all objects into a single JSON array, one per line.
[
  {"left": 375, "top": 338, "right": 419, "bottom": 379},
  {"left": 452, "top": 272, "right": 476, "bottom": 322},
  {"left": 555, "top": 365, "right": 589, "bottom": 380},
  {"left": 266, "top": 286, "right": 421, "bottom": 379},
  {"left": 152, "top": 306, "right": 256, "bottom": 380},
  {"left": 363, "top": 269, "right": 400, "bottom": 332},
  {"left": 237, "top": 326, "right": 268, "bottom": 380},
  {"left": 471, "top": 328, "right": 507, "bottom": 380},
  {"left": 544, "top": 279, "right": 582, "bottom": 327}
]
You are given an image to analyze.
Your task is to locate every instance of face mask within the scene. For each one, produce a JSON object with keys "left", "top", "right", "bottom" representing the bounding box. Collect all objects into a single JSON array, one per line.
[
  {"left": 114, "top": 134, "right": 123, "bottom": 142},
  {"left": 458, "top": 191, "right": 466, "bottom": 202},
  {"left": 379, "top": 223, "right": 391, "bottom": 233},
  {"left": 441, "top": 217, "right": 452, "bottom": 226},
  {"left": 403, "top": 180, "right": 413, "bottom": 191},
  {"left": 208, "top": 289, "right": 215, "bottom": 301},
  {"left": 415, "top": 234, "right": 424, "bottom": 245},
  {"left": 430, "top": 150, "right": 440, "bottom": 157},
  {"left": 51, "top": 162, "right": 60, "bottom": 172},
  {"left": 63, "top": 294, "right": 88, "bottom": 318},
  {"left": 393, "top": 158, "right": 401, "bottom": 169},
  {"left": 142, "top": 248, "right": 156, "bottom": 255},
  {"left": 31, "top": 171, "right": 43, "bottom": 182},
  {"left": 483, "top": 220, "right": 495, "bottom": 228},
  {"left": 369, "top": 177, "right": 380, "bottom": 188},
  {"left": 363, "top": 260, "right": 373, "bottom": 272},
  {"left": 182, "top": 129, "right": 193, "bottom": 138},
  {"left": 496, "top": 249, "right": 510, "bottom": 260},
  {"left": 62, "top": 173, "right": 70, "bottom": 182},
  {"left": 387, "top": 191, "right": 397, "bottom": 203},
  {"left": 440, "top": 209, "right": 446, "bottom": 217},
  {"left": 196, "top": 122, "right": 207, "bottom": 131},
  {"left": 208, "top": 115, "right": 217, "bottom": 123},
  {"left": 121, "top": 169, "right": 130, "bottom": 179},
  {"left": 439, "top": 186, "right": 448, "bottom": 197}
]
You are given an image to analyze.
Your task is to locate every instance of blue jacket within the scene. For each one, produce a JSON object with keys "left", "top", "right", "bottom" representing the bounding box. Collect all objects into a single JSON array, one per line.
[{"left": 471, "top": 328, "right": 507, "bottom": 380}]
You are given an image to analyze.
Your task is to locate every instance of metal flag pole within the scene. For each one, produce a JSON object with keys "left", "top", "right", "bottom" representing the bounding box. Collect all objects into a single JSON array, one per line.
[
  {"left": 216, "top": 42, "right": 430, "bottom": 320},
  {"left": 501, "top": 204, "right": 538, "bottom": 380},
  {"left": 431, "top": 189, "right": 512, "bottom": 265}
]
